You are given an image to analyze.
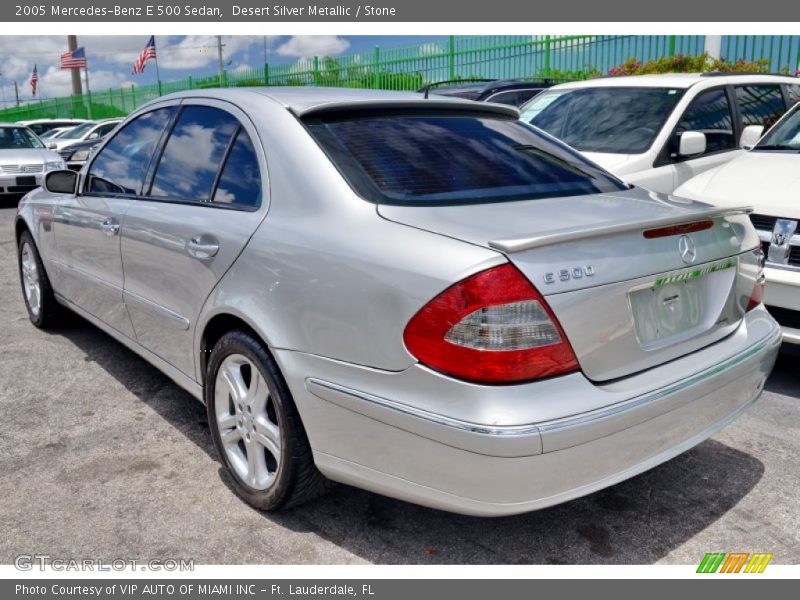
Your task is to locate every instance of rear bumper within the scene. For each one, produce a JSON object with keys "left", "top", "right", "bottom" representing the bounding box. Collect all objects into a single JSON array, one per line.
[
  {"left": 278, "top": 307, "right": 781, "bottom": 516},
  {"left": 764, "top": 265, "right": 800, "bottom": 344}
]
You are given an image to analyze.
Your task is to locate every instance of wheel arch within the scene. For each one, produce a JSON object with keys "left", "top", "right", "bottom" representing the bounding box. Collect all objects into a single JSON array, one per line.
[{"left": 197, "top": 311, "right": 273, "bottom": 385}]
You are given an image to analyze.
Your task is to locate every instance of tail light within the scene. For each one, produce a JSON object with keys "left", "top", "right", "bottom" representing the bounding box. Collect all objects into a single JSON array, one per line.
[
  {"left": 403, "top": 264, "right": 579, "bottom": 384},
  {"left": 746, "top": 247, "right": 766, "bottom": 312}
]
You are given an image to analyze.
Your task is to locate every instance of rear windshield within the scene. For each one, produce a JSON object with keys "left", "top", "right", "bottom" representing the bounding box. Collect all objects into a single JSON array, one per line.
[
  {"left": 520, "top": 87, "right": 686, "bottom": 154},
  {"left": 305, "top": 111, "right": 626, "bottom": 205}
]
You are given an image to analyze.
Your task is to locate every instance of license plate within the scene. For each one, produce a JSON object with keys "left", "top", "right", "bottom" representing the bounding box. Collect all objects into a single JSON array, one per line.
[
  {"left": 16, "top": 176, "right": 36, "bottom": 186},
  {"left": 629, "top": 259, "right": 737, "bottom": 347}
]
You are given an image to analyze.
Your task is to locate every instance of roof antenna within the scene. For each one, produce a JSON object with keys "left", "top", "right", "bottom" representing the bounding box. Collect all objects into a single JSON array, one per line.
[{"left": 423, "top": 84, "right": 430, "bottom": 99}]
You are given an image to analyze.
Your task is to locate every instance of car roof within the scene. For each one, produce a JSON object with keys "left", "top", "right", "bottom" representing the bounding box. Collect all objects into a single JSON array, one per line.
[
  {"left": 16, "top": 118, "right": 86, "bottom": 124},
  {"left": 550, "top": 72, "right": 800, "bottom": 90},
  {"left": 155, "top": 87, "right": 521, "bottom": 118}
]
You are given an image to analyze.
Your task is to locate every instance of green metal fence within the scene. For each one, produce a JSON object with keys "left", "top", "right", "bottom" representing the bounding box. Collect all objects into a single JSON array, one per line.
[{"left": 1, "top": 34, "right": 797, "bottom": 123}]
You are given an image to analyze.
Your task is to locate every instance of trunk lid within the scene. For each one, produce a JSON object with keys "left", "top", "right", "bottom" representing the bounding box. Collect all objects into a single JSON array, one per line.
[{"left": 379, "top": 188, "right": 761, "bottom": 381}]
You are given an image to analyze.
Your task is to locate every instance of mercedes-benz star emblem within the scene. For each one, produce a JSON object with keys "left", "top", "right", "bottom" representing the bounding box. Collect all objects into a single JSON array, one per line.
[{"left": 678, "top": 235, "right": 697, "bottom": 265}]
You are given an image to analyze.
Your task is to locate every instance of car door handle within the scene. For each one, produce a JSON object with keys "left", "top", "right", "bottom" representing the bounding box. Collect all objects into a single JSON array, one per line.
[
  {"left": 100, "top": 218, "right": 120, "bottom": 236},
  {"left": 186, "top": 236, "right": 219, "bottom": 259}
]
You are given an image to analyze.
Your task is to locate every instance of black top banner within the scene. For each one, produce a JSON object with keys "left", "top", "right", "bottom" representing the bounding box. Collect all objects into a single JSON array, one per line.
[{"left": 4, "top": 0, "right": 800, "bottom": 21}]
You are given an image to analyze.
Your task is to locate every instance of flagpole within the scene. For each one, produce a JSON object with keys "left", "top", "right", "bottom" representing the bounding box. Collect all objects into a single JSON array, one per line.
[
  {"left": 84, "top": 57, "right": 92, "bottom": 119},
  {"left": 154, "top": 50, "right": 162, "bottom": 96}
]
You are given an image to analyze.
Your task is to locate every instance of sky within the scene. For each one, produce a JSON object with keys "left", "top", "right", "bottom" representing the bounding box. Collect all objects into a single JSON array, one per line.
[{"left": 0, "top": 35, "right": 444, "bottom": 106}]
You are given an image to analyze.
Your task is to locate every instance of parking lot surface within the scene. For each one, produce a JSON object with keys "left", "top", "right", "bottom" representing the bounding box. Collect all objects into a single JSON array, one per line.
[{"left": 1, "top": 202, "right": 798, "bottom": 565}]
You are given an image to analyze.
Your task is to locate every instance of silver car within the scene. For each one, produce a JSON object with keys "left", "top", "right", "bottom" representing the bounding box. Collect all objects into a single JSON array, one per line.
[
  {"left": 1, "top": 124, "right": 65, "bottom": 198},
  {"left": 15, "top": 88, "right": 781, "bottom": 516}
]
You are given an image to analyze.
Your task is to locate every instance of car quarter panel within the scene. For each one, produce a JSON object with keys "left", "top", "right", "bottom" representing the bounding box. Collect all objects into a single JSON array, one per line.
[{"left": 195, "top": 96, "right": 505, "bottom": 379}]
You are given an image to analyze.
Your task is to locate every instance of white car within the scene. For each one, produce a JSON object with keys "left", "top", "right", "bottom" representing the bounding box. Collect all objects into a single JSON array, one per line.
[
  {"left": 49, "top": 118, "right": 123, "bottom": 151},
  {"left": 675, "top": 103, "right": 800, "bottom": 344},
  {"left": 519, "top": 73, "right": 800, "bottom": 193}
]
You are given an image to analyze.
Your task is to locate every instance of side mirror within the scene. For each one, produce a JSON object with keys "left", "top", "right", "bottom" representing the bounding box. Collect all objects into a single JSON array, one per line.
[
  {"left": 44, "top": 170, "right": 78, "bottom": 195},
  {"left": 46, "top": 142, "right": 57, "bottom": 150},
  {"left": 740, "top": 125, "right": 764, "bottom": 150},
  {"left": 678, "top": 131, "right": 707, "bottom": 157}
]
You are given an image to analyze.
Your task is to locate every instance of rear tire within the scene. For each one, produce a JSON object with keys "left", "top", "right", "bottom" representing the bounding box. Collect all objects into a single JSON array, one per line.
[
  {"left": 17, "top": 230, "right": 64, "bottom": 329},
  {"left": 206, "top": 330, "right": 329, "bottom": 511}
]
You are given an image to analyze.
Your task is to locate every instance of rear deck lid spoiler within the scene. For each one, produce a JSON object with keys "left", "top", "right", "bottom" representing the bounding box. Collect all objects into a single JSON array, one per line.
[
  {"left": 488, "top": 206, "right": 753, "bottom": 253},
  {"left": 291, "top": 99, "right": 520, "bottom": 119}
]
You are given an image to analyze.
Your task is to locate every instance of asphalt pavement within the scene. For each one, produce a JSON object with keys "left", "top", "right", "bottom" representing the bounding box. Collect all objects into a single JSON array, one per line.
[{"left": 1, "top": 201, "right": 798, "bottom": 565}]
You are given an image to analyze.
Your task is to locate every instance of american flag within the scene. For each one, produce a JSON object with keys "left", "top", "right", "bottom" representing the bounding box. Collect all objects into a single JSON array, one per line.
[
  {"left": 30, "top": 65, "right": 38, "bottom": 97},
  {"left": 132, "top": 36, "right": 157, "bottom": 75},
  {"left": 60, "top": 47, "right": 87, "bottom": 69}
]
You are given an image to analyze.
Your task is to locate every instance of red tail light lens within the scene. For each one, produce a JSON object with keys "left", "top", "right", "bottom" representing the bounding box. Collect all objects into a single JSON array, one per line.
[{"left": 403, "top": 264, "right": 579, "bottom": 383}]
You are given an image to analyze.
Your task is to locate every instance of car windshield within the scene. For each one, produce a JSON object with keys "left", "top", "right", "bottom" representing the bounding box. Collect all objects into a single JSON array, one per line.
[
  {"left": 0, "top": 127, "right": 45, "bottom": 149},
  {"left": 61, "top": 122, "right": 96, "bottom": 138},
  {"left": 519, "top": 87, "right": 686, "bottom": 154},
  {"left": 305, "top": 111, "right": 626, "bottom": 205},
  {"left": 754, "top": 105, "right": 800, "bottom": 151}
]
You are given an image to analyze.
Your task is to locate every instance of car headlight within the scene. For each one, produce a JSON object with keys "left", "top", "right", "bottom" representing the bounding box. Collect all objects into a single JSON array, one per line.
[
  {"left": 69, "top": 150, "right": 90, "bottom": 162},
  {"left": 45, "top": 161, "right": 66, "bottom": 171}
]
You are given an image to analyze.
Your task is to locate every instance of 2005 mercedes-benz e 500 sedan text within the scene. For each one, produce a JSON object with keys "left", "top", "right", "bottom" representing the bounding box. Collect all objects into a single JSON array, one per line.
[{"left": 15, "top": 88, "right": 781, "bottom": 516}]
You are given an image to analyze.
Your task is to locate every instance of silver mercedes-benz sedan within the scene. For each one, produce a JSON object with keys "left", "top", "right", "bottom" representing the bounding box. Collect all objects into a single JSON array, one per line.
[{"left": 15, "top": 88, "right": 781, "bottom": 516}]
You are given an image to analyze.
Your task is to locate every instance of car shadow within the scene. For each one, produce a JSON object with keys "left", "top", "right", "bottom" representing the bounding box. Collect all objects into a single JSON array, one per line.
[{"left": 55, "top": 315, "right": 773, "bottom": 565}]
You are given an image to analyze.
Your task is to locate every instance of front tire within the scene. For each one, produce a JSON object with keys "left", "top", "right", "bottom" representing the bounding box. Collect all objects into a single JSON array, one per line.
[
  {"left": 17, "top": 230, "right": 64, "bottom": 329},
  {"left": 206, "top": 330, "right": 328, "bottom": 511}
]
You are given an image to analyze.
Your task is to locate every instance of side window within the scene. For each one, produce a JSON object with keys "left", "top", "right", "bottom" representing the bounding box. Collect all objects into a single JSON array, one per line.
[
  {"left": 212, "top": 130, "right": 262, "bottom": 208},
  {"left": 786, "top": 85, "right": 800, "bottom": 107},
  {"left": 87, "top": 107, "right": 174, "bottom": 196},
  {"left": 676, "top": 88, "right": 735, "bottom": 154},
  {"left": 736, "top": 85, "right": 786, "bottom": 130},
  {"left": 97, "top": 122, "right": 118, "bottom": 137},
  {"left": 149, "top": 106, "right": 239, "bottom": 202}
]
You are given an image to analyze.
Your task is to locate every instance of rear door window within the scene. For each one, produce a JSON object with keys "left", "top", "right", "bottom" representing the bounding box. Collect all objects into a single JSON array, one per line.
[
  {"left": 735, "top": 85, "right": 786, "bottom": 130},
  {"left": 306, "top": 111, "right": 626, "bottom": 205},
  {"left": 675, "top": 88, "right": 735, "bottom": 154},
  {"left": 148, "top": 106, "right": 239, "bottom": 202}
]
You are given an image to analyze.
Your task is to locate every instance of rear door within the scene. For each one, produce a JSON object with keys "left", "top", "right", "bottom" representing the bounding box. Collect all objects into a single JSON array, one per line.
[{"left": 120, "top": 100, "right": 267, "bottom": 379}]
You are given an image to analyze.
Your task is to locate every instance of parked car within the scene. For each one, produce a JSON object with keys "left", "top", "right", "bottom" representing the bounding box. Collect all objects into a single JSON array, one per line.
[
  {"left": 39, "top": 127, "right": 73, "bottom": 140},
  {"left": 0, "top": 124, "right": 65, "bottom": 198},
  {"left": 16, "top": 118, "right": 88, "bottom": 136},
  {"left": 58, "top": 137, "right": 103, "bottom": 171},
  {"left": 15, "top": 88, "right": 780, "bottom": 516},
  {"left": 675, "top": 102, "right": 800, "bottom": 345},
  {"left": 421, "top": 78, "right": 557, "bottom": 106},
  {"left": 519, "top": 73, "right": 800, "bottom": 193},
  {"left": 49, "top": 118, "right": 123, "bottom": 151}
]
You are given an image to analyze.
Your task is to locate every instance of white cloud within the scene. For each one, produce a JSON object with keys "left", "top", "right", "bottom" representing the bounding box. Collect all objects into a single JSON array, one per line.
[
  {"left": 419, "top": 42, "right": 444, "bottom": 56},
  {"left": 275, "top": 36, "right": 350, "bottom": 59}
]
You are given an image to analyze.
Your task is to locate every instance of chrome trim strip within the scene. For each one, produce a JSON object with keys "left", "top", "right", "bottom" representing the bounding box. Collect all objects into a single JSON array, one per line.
[
  {"left": 306, "top": 378, "right": 540, "bottom": 437},
  {"left": 538, "top": 324, "right": 781, "bottom": 435},
  {"left": 490, "top": 207, "right": 753, "bottom": 253},
  {"left": 123, "top": 290, "right": 190, "bottom": 330},
  {"left": 308, "top": 322, "right": 780, "bottom": 439}
]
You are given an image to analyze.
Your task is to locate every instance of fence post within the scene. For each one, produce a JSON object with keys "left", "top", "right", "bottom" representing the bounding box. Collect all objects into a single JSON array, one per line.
[
  {"left": 157, "top": 78, "right": 162, "bottom": 96},
  {"left": 264, "top": 63, "right": 269, "bottom": 85},
  {"left": 187, "top": 75, "right": 193, "bottom": 90},
  {"left": 313, "top": 56, "right": 320, "bottom": 86},
  {"left": 544, "top": 35, "right": 551, "bottom": 78},
  {"left": 668, "top": 35, "right": 677, "bottom": 57},
  {"left": 448, "top": 35, "right": 455, "bottom": 80},
  {"left": 373, "top": 46, "right": 380, "bottom": 89}
]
